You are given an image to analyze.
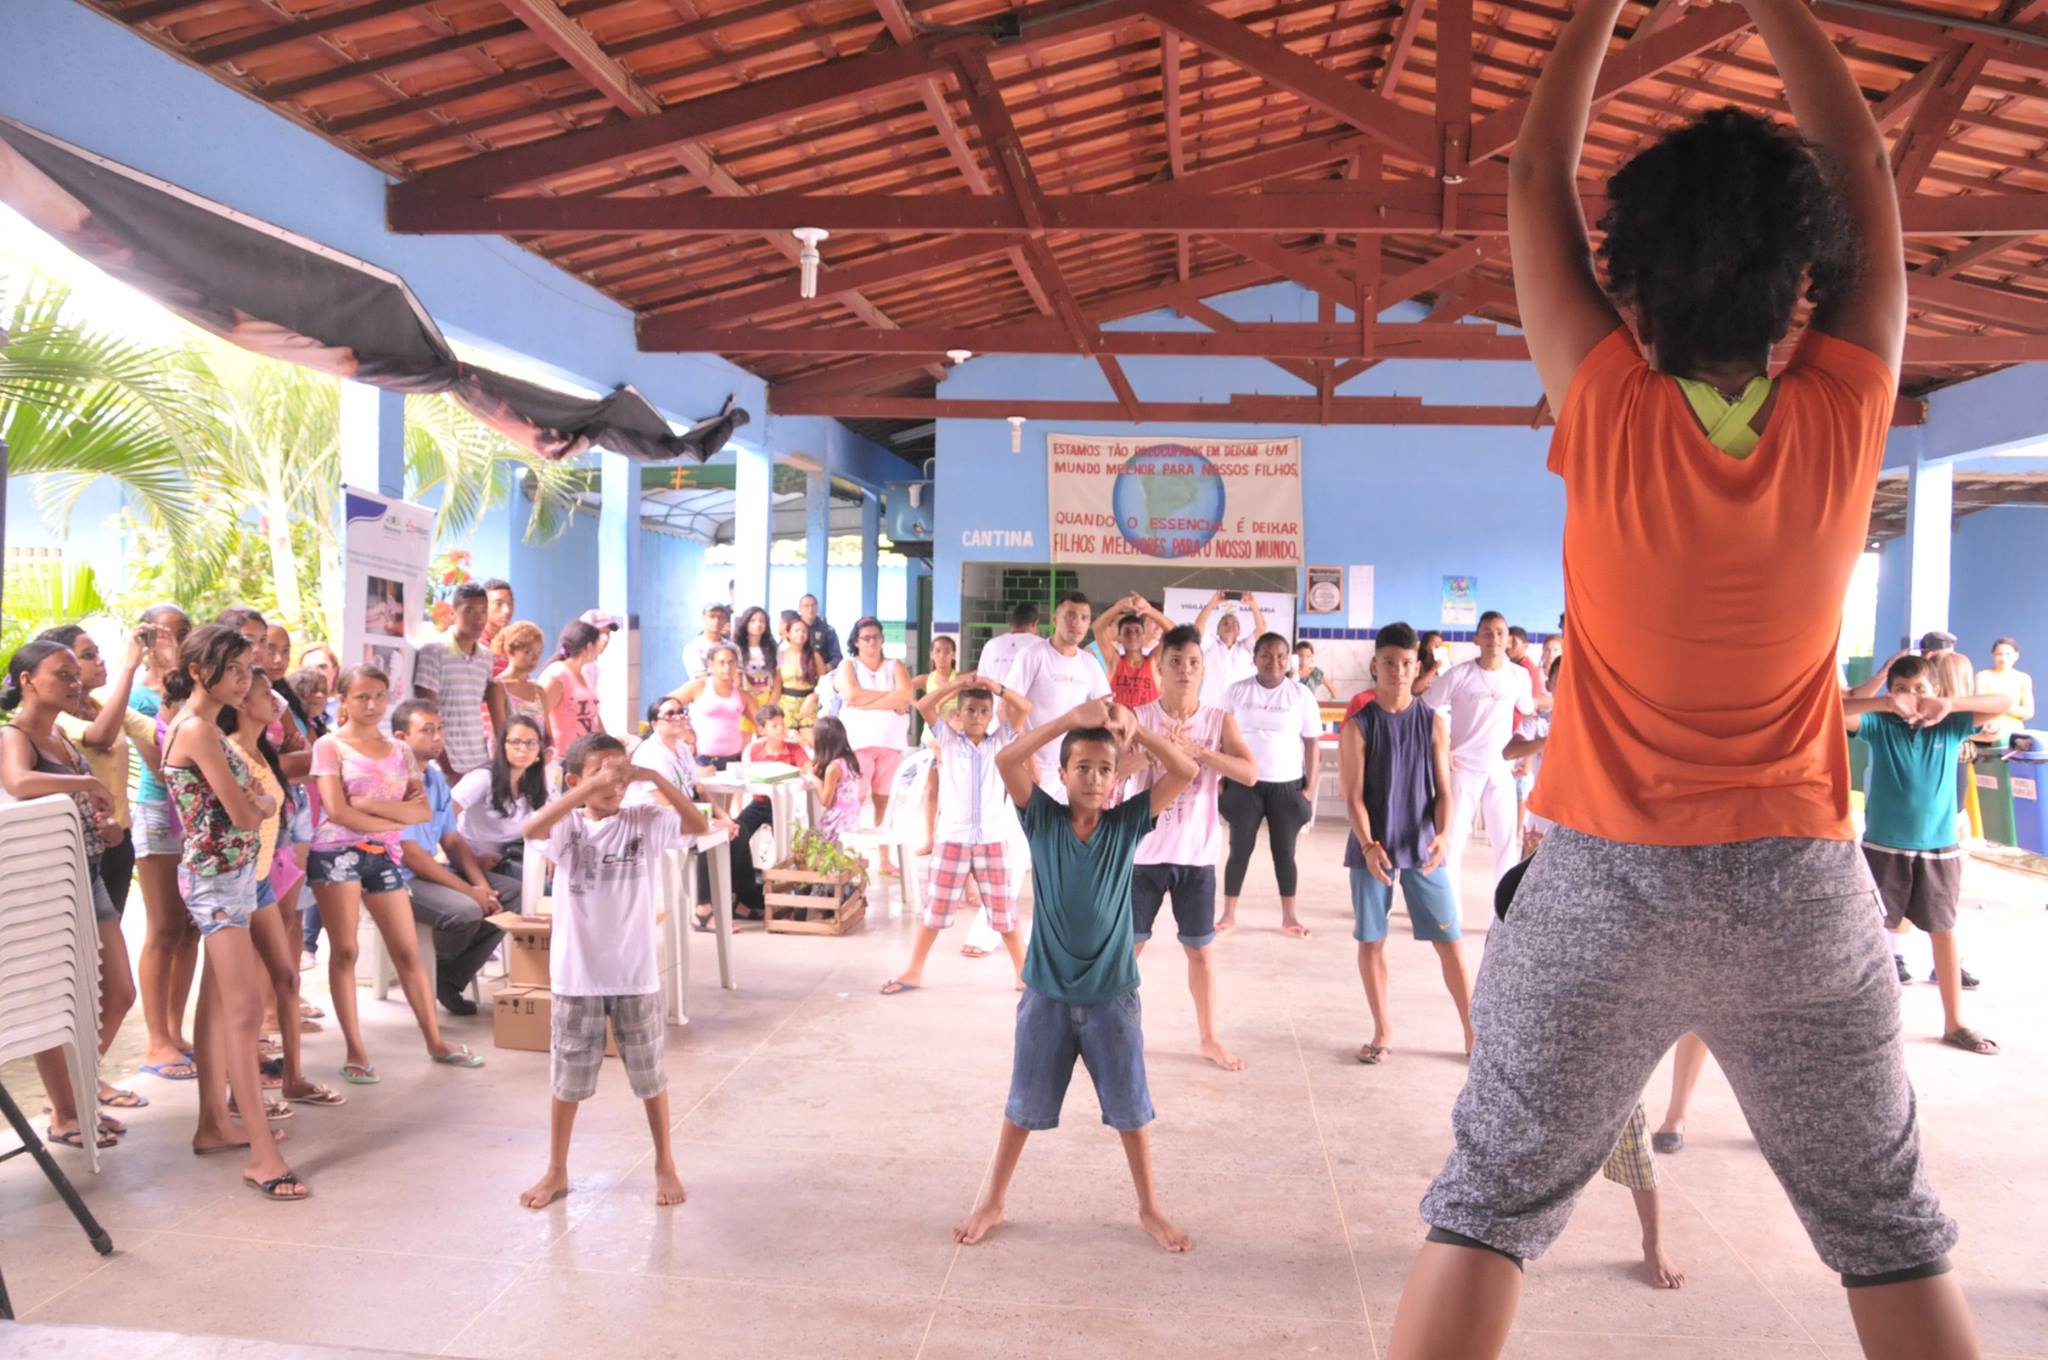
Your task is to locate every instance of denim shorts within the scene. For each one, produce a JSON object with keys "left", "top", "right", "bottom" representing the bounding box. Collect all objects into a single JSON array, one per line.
[
  {"left": 1350, "top": 864, "right": 1462, "bottom": 943},
  {"left": 1005, "top": 986, "right": 1154, "bottom": 1132},
  {"left": 1131, "top": 863, "right": 1217, "bottom": 948},
  {"left": 255, "top": 875, "right": 277, "bottom": 909},
  {"left": 178, "top": 861, "right": 259, "bottom": 936},
  {"left": 307, "top": 843, "right": 406, "bottom": 895},
  {"left": 89, "top": 869, "right": 118, "bottom": 926},
  {"left": 134, "top": 798, "right": 181, "bottom": 857}
]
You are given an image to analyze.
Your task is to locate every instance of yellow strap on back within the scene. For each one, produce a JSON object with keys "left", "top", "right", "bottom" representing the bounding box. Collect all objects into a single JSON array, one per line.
[{"left": 1674, "top": 374, "right": 1773, "bottom": 458}]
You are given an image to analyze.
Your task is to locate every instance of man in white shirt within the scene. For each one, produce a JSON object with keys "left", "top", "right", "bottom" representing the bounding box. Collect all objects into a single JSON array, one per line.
[
  {"left": 1195, "top": 590, "right": 1262, "bottom": 708},
  {"left": 1002, "top": 593, "right": 1111, "bottom": 794},
  {"left": 681, "top": 604, "right": 731, "bottom": 680},
  {"left": 1120, "top": 625, "right": 1256, "bottom": 1071},
  {"left": 976, "top": 602, "right": 1041, "bottom": 688},
  {"left": 1433, "top": 610, "right": 1536, "bottom": 916}
]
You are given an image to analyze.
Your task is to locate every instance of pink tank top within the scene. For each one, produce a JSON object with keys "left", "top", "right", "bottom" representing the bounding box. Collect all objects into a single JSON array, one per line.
[
  {"left": 1131, "top": 700, "right": 1226, "bottom": 866},
  {"left": 691, "top": 680, "right": 746, "bottom": 758},
  {"left": 544, "top": 661, "right": 600, "bottom": 752}
]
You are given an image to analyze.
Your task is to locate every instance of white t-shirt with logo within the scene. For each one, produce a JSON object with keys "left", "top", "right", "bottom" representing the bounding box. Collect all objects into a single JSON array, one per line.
[
  {"left": 450, "top": 767, "right": 534, "bottom": 851},
  {"left": 544, "top": 802, "right": 683, "bottom": 995},
  {"left": 1006, "top": 638, "right": 1112, "bottom": 782},
  {"left": 1225, "top": 675, "right": 1323, "bottom": 784},
  {"left": 1199, "top": 639, "right": 1256, "bottom": 708},
  {"left": 978, "top": 631, "right": 1039, "bottom": 688},
  {"left": 1131, "top": 701, "right": 1226, "bottom": 865},
  {"left": 1436, "top": 659, "right": 1537, "bottom": 773}
]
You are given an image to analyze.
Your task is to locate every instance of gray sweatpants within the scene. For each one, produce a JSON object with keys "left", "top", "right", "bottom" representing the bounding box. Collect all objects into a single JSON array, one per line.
[{"left": 1422, "top": 827, "right": 1957, "bottom": 1279}]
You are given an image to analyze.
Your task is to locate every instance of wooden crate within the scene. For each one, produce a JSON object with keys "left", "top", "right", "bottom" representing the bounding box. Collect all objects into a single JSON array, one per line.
[{"left": 762, "top": 862, "right": 866, "bottom": 936}]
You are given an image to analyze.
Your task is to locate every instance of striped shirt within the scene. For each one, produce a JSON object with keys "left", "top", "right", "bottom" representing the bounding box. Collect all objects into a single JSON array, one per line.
[{"left": 415, "top": 638, "right": 495, "bottom": 775}]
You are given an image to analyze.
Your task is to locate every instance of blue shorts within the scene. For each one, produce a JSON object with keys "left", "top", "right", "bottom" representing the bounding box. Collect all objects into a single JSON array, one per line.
[
  {"left": 1350, "top": 864, "right": 1462, "bottom": 943},
  {"left": 307, "top": 844, "right": 406, "bottom": 895},
  {"left": 134, "top": 798, "right": 181, "bottom": 857},
  {"left": 1005, "top": 986, "right": 1154, "bottom": 1133},
  {"left": 255, "top": 875, "right": 277, "bottom": 909},
  {"left": 1131, "top": 863, "right": 1217, "bottom": 948},
  {"left": 179, "top": 861, "right": 259, "bottom": 936}
]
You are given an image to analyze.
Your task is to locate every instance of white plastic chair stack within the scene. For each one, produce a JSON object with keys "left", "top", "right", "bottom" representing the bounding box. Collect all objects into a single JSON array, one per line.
[{"left": 0, "top": 795, "right": 104, "bottom": 1174}]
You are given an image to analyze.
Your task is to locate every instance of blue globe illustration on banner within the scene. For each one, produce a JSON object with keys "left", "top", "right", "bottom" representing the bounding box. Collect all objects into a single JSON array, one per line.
[{"left": 1112, "top": 444, "right": 1226, "bottom": 559}]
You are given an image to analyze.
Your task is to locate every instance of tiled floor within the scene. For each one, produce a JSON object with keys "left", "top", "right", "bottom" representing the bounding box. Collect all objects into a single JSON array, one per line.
[{"left": 4, "top": 826, "right": 2045, "bottom": 1359}]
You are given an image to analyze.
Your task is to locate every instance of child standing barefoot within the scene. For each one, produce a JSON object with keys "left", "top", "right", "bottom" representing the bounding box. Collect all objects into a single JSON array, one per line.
[
  {"left": 518, "top": 733, "right": 708, "bottom": 1211},
  {"left": 952, "top": 699, "right": 1198, "bottom": 1253}
]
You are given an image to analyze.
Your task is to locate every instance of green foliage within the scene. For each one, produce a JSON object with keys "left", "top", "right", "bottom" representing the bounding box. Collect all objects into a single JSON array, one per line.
[
  {"left": 789, "top": 827, "right": 865, "bottom": 880},
  {"left": 0, "top": 560, "right": 109, "bottom": 659},
  {"left": 109, "top": 508, "right": 325, "bottom": 637}
]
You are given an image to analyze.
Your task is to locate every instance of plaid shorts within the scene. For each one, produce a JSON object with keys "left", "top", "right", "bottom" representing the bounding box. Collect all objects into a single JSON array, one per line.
[
  {"left": 1600, "top": 1105, "right": 1657, "bottom": 1192},
  {"left": 550, "top": 991, "right": 667, "bottom": 1103},
  {"left": 924, "top": 841, "right": 1014, "bottom": 931}
]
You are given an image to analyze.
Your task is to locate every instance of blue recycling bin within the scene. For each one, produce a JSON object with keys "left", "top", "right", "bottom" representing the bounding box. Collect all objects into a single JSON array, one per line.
[{"left": 2009, "top": 752, "right": 2048, "bottom": 854}]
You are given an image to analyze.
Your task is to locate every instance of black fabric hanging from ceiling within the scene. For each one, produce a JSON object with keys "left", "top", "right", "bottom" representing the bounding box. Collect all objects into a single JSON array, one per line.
[{"left": 0, "top": 116, "right": 745, "bottom": 463}]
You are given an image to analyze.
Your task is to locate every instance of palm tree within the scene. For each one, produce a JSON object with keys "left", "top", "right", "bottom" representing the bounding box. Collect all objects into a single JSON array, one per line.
[{"left": 1, "top": 270, "right": 226, "bottom": 607}]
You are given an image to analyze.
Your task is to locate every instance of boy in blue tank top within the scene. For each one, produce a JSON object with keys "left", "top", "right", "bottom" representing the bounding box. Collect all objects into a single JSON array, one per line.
[{"left": 1338, "top": 622, "right": 1472, "bottom": 1064}]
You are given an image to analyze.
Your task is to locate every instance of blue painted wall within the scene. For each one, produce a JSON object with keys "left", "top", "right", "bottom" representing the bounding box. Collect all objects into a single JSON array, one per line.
[
  {"left": 1949, "top": 507, "right": 2048, "bottom": 683},
  {"left": 933, "top": 283, "right": 1563, "bottom": 631}
]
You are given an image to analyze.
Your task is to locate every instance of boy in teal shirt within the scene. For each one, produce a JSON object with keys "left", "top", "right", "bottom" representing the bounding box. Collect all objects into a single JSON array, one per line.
[
  {"left": 1845, "top": 654, "right": 2010, "bottom": 1056},
  {"left": 952, "top": 698, "right": 1198, "bottom": 1253}
]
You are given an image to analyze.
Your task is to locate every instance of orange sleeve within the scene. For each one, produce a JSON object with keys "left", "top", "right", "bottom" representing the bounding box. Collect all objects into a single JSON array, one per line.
[{"left": 1546, "top": 326, "right": 1641, "bottom": 477}]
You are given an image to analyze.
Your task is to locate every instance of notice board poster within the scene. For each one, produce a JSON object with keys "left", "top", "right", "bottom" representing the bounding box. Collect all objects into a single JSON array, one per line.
[
  {"left": 1047, "top": 433, "right": 1303, "bottom": 566},
  {"left": 341, "top": 485, "right": 435, "bottom": 704},
  {"left": 1441, "top": 574, "right": 1479, "bottom": 627}
]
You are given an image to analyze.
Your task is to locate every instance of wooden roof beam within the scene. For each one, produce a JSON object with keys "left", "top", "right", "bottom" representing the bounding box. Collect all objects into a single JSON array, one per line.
[
  {"left": 1376, "top": 0, "right": 1429, "bottom": 94},
  {"left": 769, "top": 391, "right": 1931, "bottom": 424},
  {"left": 499, "top": 0, "right": 663, "bottom": 117},
  {"left": 1136, "top": 0, "right": 1440, "bottom": 165},
  {"left": 1907, "top": 271, "right": 2048, "bottom": 330},
  {"left": 676, "top": 321, "right": 1530, "bottom": 357},
  {"left": 1892, "top": 42, "right": 1994, "bottom": 193}
]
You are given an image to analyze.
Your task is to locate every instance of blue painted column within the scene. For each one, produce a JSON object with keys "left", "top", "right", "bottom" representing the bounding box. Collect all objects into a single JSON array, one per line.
[
  {"left": 1903, "top": 453, "right": 1954, "bottom": 649},
  {"left": 860, "top": 491, "right": 881, "bottom": 621},
  {"left": 598, "top": 450, "right": 641, "bottom": 733},
  {"left": 805, "top": 468, "right": 831, "bottom": 608},
  {"left": 339, "top": 382, "right": 405, "bottom": 498},
  {"left": 734, "top": 443, "right": 774, "bottom": 614}
]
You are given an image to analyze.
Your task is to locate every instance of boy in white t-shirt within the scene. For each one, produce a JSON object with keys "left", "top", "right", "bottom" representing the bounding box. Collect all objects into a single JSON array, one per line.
[
  {"left": 881, "top": 672, "right": 1031, "bottom": 994},
  {"left": 517, "top": 732, "right": 708, "bottom": 1212}
]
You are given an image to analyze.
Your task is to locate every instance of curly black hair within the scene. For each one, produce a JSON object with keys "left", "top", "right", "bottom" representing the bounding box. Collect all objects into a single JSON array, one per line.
[{"left": 1598, "top": 106, "right": 1860, "bottom": 378}]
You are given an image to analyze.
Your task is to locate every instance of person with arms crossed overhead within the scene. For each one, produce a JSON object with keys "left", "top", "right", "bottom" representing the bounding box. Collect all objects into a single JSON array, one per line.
[
  {"left": 1092, "top": 591, "right": 1170, "bottom": 710},
  {"left": 1432, "top": 611, "right": 1535, "bottom": 915},
  {"left": 1385, "top": 0, "right": 1979, "bottom": 1351},
  {"left": 1217, "top": 632, "right": 1323, "bottom": 938},
  {"left": 881, "top": 671, "right": 1031, "bottom": 995},
  {"left": 952, "top": 698, "right": 1199, "bottom": 1253},
  {"left": 1116, "top": 625, "right": 1256, "bottom": 1071},
  {"left": 1003, "top": 593, "right": 1112, "bottom": 798},
  {"left": 1339, "top": 622, "right": 1470, "bottom": 1065},
  {"left": 1194, "top": 590, "right": 1261, "bottom": 708}
]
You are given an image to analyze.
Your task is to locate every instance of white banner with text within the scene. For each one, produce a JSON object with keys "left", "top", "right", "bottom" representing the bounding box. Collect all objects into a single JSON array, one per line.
[{"left": 1047, "top": 433, "right": 1304, "bottom": 566}]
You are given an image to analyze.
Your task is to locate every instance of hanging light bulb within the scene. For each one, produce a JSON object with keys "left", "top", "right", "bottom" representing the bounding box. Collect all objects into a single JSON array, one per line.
[
  {"left": 1007, "top": 414, "right": 1026, "bottom": 453},
  {"left": 946, "top": 348, "right": 972, "bottom": 365},
  {"left": 793, "top": 227, "right": 829, "bottom": 299}
]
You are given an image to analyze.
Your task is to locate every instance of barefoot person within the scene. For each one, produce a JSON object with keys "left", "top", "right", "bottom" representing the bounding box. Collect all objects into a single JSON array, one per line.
[
  {"left": 882, "top": 672, "right": 1031, "bottom": 995},
  {"left": 1845, "top": 655, "right": 2009, "bottom": 1056},
  {"left": 518, "top": 733, "right": 708, "bottom": 1211},
  {"left": 1117, "top": 625, "right": 1255, "bottom": 1071},
  {"left": 952, "top": 699, "right": 1199, "bottom": 1253},
  {"left": 1340, "top": 622, "right": 1471, "bottom": 1064},
  {"left": 1433, "top": 611, "right": 1535, "bottom": 915},
  {"left": 1387, "top": 0, "right": 1979, "bottom": 1349}
]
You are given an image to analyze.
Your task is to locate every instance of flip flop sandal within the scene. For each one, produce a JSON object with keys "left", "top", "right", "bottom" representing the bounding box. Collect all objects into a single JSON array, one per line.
[
  {"left": 1651, "top": 1131, "right": 1685, "bottom": 1155},
  {"left": 960, "top": 946, "right": 991, "bottom": 959},
  {"left": 340, "top": 1063, "right": 381, "bottom": 1085},
  {"left": 229, "top": 1097, "right": 294, "bottom": 1122},
  {"left": 432, "top": 1047, "right": 486, "bottom": 1069},
  {"left": 880, "top": 979, "right": 920, "bottom": 996},
  {"left": 299, "top": 1003, "right": 326, "bottom": 1020},
  {"left": 48, "top": 1125, "right": 118, "bottom": 1150},
  {"left": 243, "top": 1171, "right": 311, "bottom": 1202},
  {"left": 298, "top": 1019, "right": 323, "bottom": 1033},
  {"left": 1356, "top": 1045, "right": 1390, "bottom": 1065},
  {"left": 141, "top": 1059, "right": 198, "bottom": 1081},
  {"left": 692, "top": 909, "right": 715, "bottom": 933},
  {"left": 285, "top": 1084, "right": 347, "bottom": 1107},
  {"left": 99, "top": 1087, "right": 150, "bottom": 1109},
  {"left": 1942, "top": 1027, "right": 1999, "bottom": 1055},
  {"left": 1282, "top": 924, "right": 1312, "bottom": 939}
]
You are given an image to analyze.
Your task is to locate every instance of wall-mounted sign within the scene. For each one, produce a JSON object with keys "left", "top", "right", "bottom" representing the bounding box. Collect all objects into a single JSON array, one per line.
[
  {"left": 960, "top": 529, "right": 1035, "bottom": 549},
  {"left": 1441, "top": 575, "right": 1479, "bottom": 627},
  {"left": 1304, "top": 565, "right": 1343, "bottom": 613},
  {"left": 1047, "top": 433, "right": 1303, "bottom": 565}
]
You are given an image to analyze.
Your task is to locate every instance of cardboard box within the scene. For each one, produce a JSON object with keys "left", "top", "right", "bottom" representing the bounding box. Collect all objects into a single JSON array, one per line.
[
  {"left": 489, "top": 913, "right": 553, "bottom": 987},
  {"left": 491, "top": 982, "right": 618, "bottom": 1057}
]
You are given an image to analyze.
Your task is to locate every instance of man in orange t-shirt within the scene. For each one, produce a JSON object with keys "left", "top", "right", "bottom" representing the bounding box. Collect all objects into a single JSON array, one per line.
[{"left": 1385, "top": 0, "right": 1977, "bottom": 1353}]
